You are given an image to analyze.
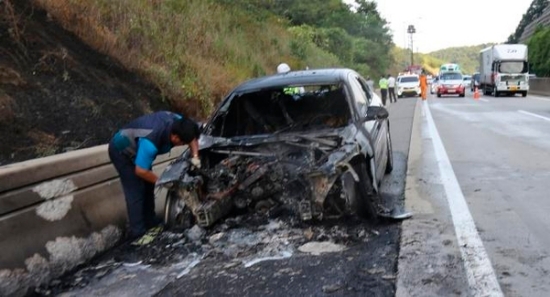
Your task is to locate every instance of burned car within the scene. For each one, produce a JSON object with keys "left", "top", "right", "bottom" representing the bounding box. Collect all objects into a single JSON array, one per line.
[{"left": 157, "top": 68, "right": 394, "bottom": 229}]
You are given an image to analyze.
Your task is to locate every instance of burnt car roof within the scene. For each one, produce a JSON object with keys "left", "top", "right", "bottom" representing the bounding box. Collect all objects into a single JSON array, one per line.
[{"left": 233, "top": 68, "right": 355, "bottom": 92}]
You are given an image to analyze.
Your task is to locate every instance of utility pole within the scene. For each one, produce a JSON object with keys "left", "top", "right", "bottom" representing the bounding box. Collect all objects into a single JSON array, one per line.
[{"left": 407, "top": 25, "right": 416, "bottom": 68}]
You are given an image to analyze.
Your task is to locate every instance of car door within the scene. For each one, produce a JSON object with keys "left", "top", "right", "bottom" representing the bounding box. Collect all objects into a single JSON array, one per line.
[{"left": 347, "top": 73, "right": 387, "bottom": 184}]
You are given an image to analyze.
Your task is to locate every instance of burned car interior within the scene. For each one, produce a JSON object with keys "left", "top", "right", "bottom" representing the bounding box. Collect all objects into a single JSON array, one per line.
[
  {"left": 209, "top": 84, "right": 352, "bottom": 137},
  {"left": 161, "top": 78, "right": 384, "bottom": 230}
]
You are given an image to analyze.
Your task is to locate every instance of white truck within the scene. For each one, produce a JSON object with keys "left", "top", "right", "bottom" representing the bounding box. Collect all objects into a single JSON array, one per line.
[{"left": 479, "top": 44, "right": 529, "bottom": 97}]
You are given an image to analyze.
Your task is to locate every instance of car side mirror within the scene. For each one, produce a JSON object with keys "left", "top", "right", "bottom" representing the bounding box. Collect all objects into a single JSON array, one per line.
[
  {"left": 365, "top": 106, "right": 389, "bottom": 121},
  {"left": 198, "top": 122, "right": 206, "bottom": 132}
]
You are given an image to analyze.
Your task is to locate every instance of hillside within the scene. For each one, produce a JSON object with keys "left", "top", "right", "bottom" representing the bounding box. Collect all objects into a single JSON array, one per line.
[
  {"left": 0, "top": 1, "right": 168, "bottom": 165},
  {"left": 428, "top": 43, "right": 495, "bottom": 74},
  {"left": 389, "top": 46, "right": 445, "bottom": 75},
  {"left": 1, "top": 0, "right": 392, "bottom": 165}
]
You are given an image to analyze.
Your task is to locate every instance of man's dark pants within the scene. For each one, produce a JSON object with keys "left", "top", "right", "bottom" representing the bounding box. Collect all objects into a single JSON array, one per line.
[
  {"left": 389, "top": 87, "right": 396, "bottom": 102},
  {"left": 381, "top": 88, "right": 388, "bottom": 106},
  {"left": 108, "top": 142, "right": 158, "bottom": 239}
]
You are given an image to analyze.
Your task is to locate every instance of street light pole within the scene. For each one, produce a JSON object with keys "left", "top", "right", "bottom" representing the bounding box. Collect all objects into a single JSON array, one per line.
[{"left": 407, "top": 25, "right": 416, "bottom": 68}]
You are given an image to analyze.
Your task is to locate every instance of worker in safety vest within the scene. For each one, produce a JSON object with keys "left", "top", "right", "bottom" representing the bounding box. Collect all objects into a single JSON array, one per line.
[
  {"left": 420, "top": 71, "right": 428, "bottom": 100},
  {"left": 277, "top": 63, "right": 303, "bottom": 95},
  {"left": 379, "top": 76, "right": 389, "bottom": 106}
]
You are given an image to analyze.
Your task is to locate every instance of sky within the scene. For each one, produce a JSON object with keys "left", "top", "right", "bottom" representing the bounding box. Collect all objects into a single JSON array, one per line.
[{"left": 345, "top": 0, "right": 533, "bottom": 53}]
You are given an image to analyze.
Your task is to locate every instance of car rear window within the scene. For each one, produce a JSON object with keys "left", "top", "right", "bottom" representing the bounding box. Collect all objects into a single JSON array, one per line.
[{"left": 400, "top": 76, "right": 419, "bottom": 83}]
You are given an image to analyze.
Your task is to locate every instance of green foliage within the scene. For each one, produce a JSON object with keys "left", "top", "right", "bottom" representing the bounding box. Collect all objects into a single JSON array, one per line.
[
  {"left": 507, "top": 0, "right": 549, "bottom": 43},
  {"left": 389, "top": 47, "right": 444, "bottom": 76},
  {"left": 218, "top": 0, "right": 393, "bottom": 79},
  {"left": 428, "top": 44, "right": 495, "bottom": 74},
  {"left": 41, "top": 0, "right": 392, "bottom": 117},
  {"left": 527, "top": 26, "right": 550, "bottom": 76}
]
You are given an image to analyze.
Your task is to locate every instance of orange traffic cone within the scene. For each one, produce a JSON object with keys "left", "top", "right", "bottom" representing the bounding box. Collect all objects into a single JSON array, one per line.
[{"left": 474, "top": 87, "right": 480, "bottom": 100}]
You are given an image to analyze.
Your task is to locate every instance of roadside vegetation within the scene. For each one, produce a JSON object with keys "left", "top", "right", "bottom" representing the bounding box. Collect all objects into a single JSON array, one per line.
[
  {"left": 527, "top": 26, "right": 550, "bottom": 77},
  {"left": 507, "top": 0, "right": 549, "bottom": 77},
  {"left": 34, "top": 0, "right": 393, "bottom": 118}
]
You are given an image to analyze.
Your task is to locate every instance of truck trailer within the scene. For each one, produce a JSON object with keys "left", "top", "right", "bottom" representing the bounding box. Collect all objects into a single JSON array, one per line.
[{"left": 479, "top": 44, "right": 529, "bottom": 97}]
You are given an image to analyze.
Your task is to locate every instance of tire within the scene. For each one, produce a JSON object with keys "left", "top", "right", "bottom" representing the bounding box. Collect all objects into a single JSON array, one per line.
[
  {"left": 522, "top": 91, "right": 527, "bottom": 97},
  {"left": 164, "top": 188, "right": 195, "bottom": 230},
  {"left": 352, "top": 160, "right": 379, "bottom": 223},
  {"left": 385, "top": 127, "right": 393, "bottom": 174},
  {"left": 437, "top": 93, "right": 441, "bottom": 98},
  {"left": 494, "top": 87, "right": 499, "bottom": 97},
  {"left": 459, "top": 93, "right": 465, "bottom": 98}
]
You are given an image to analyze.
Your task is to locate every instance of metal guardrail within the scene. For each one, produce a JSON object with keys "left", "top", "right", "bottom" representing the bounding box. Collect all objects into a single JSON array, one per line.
[
  {"left": 529, "top": 77, "right": 550, "bottom": 96},
  {"left": 0, "top": 145, "right": 184, "bottom": 296}
]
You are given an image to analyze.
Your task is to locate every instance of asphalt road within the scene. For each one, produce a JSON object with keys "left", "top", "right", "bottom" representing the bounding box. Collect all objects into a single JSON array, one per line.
[
  {"left": 398, "top": 90, "right": 550, "bottom": 297},
  {"left": 36, "top": 99, "right": 417, "bottom": 297}
]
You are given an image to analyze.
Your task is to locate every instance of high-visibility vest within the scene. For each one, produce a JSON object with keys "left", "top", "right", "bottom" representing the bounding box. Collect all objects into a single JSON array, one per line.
[
  {"left": 284, "top": 87, "right": 300, "bottom": 95},
  {"left": 379, "top": 78, "right": 388, "bottom": 89}
]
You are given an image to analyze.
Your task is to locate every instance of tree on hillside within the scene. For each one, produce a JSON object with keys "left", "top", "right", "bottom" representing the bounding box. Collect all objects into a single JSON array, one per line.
[
  {"left": 215, "top": 0, "right": 393, "bottom": 78},
  {"left": 429, "top": 44, "right": 495, "bottom": 73},
  {"left": 507, "top": 0, "right": 549, "bottom": 43},
  {"left": 527, "top": 26, "right": 550, "bottom": 76}
]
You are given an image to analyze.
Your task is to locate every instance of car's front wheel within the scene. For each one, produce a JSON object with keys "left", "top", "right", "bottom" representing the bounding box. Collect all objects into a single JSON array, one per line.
[
  {"left": 164, "top": 188, "right": 195, "bottom": 230},
  {"left": 385, "top": 127, "right": 393, "bottom": 174},
  {"left": 351, "top": 159, "right": 379, "bottom": 223}
]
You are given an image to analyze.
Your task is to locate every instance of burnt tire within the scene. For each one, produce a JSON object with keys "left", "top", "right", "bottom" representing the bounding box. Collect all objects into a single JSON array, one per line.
[
  {"left": 385, "top": 128, "right": 393, "bottom": 174},
  {"left": 164, "top": 188, "right": 194, "bottom": 231},
  {"left": 352, "top": 160, "right": 379, "bottom": 223}
]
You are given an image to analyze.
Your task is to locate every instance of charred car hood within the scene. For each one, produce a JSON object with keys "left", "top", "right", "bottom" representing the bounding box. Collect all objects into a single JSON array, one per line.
[{"left": 157, "top": 124, "right": 373, "bottom": 188}]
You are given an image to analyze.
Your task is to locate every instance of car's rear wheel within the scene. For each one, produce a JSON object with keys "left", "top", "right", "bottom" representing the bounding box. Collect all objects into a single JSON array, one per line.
[
  {"left": 437, "top": 93, "right": 441, "bottom": 98},
  {"left": 164, "top": 188, "right": 195, "bottom": 231}
]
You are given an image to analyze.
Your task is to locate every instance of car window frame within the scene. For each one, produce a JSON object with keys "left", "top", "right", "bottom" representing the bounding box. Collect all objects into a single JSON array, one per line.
[{"left": 347, "top": 73, "right": 369, "bottom": 119}]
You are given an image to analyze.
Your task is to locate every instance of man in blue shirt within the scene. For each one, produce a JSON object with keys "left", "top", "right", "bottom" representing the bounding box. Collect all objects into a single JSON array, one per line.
[{"left": 108, "top": 111, "right": 201, "bottom": 245}]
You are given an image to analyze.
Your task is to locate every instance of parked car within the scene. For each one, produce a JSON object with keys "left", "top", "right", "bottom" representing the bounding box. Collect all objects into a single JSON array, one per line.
[
  {"left": 437, "top": 72, "right": 465, "bottom": 97},
  {"left": 462, "top": 75, "right": 472, "bottom": 89},
  {"left": 396, "top": 74, "right": 421, "bottom": 98},
  {"left": 470, "top": 72, "right": 480, "bottom": 92},
  {"left": 430, "top": 76, "right": 439, "bottom": 94},
  {"left": 158, "top": 68, "right": 395, "bottom": 229}
]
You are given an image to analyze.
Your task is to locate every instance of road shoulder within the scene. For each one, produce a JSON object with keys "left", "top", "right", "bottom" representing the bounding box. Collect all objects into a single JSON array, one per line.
[{"left": 396, "top": 99, "right": 469, "bottom": 297}]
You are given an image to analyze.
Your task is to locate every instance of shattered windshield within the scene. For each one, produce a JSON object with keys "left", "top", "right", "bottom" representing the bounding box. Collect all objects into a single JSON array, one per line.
[{"left": 209, "top": 83, "right": 351, "bottom": 138}]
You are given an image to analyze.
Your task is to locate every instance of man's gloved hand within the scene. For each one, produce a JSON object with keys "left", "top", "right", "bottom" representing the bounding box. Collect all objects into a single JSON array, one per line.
[{"left": 190, "top": 156, "right": 201, "bottom": 169}]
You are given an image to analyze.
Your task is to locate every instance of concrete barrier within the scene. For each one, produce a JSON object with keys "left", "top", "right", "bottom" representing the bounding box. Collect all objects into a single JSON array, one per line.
[
  {"left": 0, "top": 145, "right": 185, "bottom": 296},
  {"left": 529, "top": 78, "right": 550, "bottom": 96}
]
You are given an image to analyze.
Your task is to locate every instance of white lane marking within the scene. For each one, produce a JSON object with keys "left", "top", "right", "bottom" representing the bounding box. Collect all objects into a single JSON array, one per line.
[
  {"left": 518, "top": 110, "right": 550, "bottom": 122},
  {"left": 423, "top": 101, "right": 503, "bottom": 297}
]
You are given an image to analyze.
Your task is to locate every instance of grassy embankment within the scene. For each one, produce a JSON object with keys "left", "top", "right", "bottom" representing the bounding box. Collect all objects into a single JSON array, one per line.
[{"left": 34, "top": 0, "right": 341, "bottom": 119}]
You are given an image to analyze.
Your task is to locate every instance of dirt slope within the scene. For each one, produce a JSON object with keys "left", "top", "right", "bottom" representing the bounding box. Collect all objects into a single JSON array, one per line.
[{"left": 0, "top": 2, "right": 170, "bottom": 166}]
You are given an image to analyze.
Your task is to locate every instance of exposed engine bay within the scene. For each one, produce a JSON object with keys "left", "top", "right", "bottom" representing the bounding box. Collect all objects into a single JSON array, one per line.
[{"left": 165, "top": 133, "right": 368, "bottom": 228}]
